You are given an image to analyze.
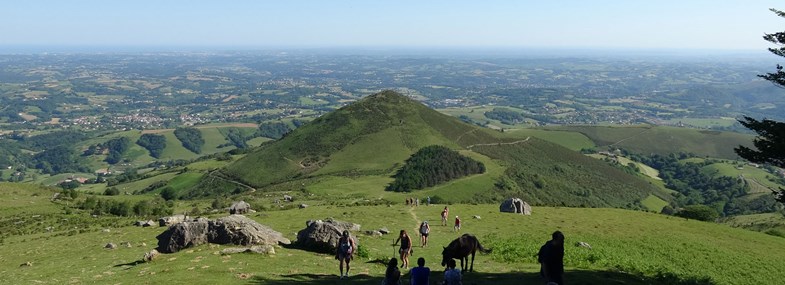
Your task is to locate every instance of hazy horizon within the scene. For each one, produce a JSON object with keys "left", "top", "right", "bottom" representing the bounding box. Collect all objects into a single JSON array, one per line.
[{"left": 2, "top": 0, "right": 783, "bottom": 52}]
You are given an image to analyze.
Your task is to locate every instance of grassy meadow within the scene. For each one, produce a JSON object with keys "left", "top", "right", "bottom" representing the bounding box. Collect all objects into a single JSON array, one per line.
[
  {"left": 1, "top": 183, "right": 784, "bottom": 285},
  {"left": 547, "top": 125, "right": 753, "bottom": 159}
]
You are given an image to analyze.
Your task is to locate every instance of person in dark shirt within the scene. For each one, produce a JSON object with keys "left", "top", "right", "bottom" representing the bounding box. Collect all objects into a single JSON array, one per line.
[
  {"left": 394, "top": 229, "right": 413, "bottom": 269},
  {"left": 409, "top": 257, "right": 430, "bottom": 285},
  {"left": 336, "top": 230, "right": 356, "bottom": 279},
  {"left": 538, "top": 231, "right": 565, "bottom": 285}
]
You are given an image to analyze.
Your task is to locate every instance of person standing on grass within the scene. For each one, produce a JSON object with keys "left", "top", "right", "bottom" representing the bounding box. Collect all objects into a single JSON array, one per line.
[
  {"left": 383, "top": 258, "right": 402, "bottom": 285},
  {"left": 394, "top": 229, "right": 413, "bottom": 269},
  {"left": 442, "top": 258, "right": 462, "bottom": 285},
  {"left": 409, "top": 257, "right": 430, "bottom": 285},
  {"left": 538, "top": 231, "right": 565, "bottom": 285},
  {"left": 453, "top": 216, "right": 461, "bottom": 232},
  {"left": 336, "top": 230, "right": 356, "bottom": 279},
  {"left": 419, "top": 220, "right": 431, "bottom": 247},
  {"left": 441, "top": 206, "right": 449, "bottom": 226}
]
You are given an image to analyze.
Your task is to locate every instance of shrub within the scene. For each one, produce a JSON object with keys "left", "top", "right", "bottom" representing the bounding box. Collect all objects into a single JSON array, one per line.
[
  {"left": 160, "top": 187, "right": 178, "bottom": 201},
  {"left": 676, "top": 205, "right": 719, "bottom": 221},
  {"left": 355, "top": 244, "right": 370, "bottom": 259},
  {"left": 104, "top": 187, "right": 120, "bottom": 196}
]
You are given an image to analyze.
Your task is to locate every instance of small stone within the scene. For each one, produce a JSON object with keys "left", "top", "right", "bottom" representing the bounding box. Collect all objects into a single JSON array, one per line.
[
  {"left": 105, "top": 243, "right": 117, "bottom": 249},
  {"left": 473, "top": 215, "right": 481, "bottom": 219},
  {"left": 575, "top": 241, "right": 592, "bottom": 249},
  {"left": 143, "top": 249, "right": 160, "bottom": 262}
]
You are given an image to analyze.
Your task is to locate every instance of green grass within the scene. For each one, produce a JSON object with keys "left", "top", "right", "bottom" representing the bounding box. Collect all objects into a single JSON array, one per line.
[
  {"left": 665, "top": 118, "right": 737, "bottom": 128},
  {"left": 548, "top": 125, "right": 753, "bottom": 159},
  {"left": 721, "top": 213, "right": 785, "bottom": 237},
  {"left": 701, "top": 162, "right": 784, "bottom": 193},
  {"left": 503, "top": 128, "right": 595, "bottom": 151},
  {"left": 163, "top": 172, "right": 203, "bottom": 195},
  {"left": 0, "top": 188, "right": 783, "bottom": 285},
  {"left": 640, "top": 194, "right": 669, "bottom": 212}
]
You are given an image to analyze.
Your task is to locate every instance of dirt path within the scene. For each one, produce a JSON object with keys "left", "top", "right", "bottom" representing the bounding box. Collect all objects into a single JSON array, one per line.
[
  {"left": 206, "top": 170, "right": 256, "bottom": 192},
  {"left": 455, "top": 128, "right": 479, "bottom": 144},
  {"left": 466, "top": 136, "right": 530, "bottom": 149},
  {"left": 608, "top": 127, "right": 654, "bottom": 147}
]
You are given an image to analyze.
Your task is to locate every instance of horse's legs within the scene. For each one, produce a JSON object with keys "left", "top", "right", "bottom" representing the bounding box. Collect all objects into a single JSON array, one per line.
[
  {"left": 460, "top": 257, "right": 465, "bottom": 272},
  {"left": 470, "top": 251, "right": 475, "bottom": 272}
]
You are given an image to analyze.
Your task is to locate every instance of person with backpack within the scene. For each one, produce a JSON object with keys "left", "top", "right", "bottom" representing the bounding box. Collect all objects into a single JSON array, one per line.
[
  {"left": 336, "top": 230, "right": 356, "bottom": 279},
  {"left": 419, "top": 220, "right": 431, "bottom": 247},
  {"left": 454, "top": 216, "right": 461, "bottom": 232},
  {"left": 441, "top": 206, "right": 449, "bottom": 226}
]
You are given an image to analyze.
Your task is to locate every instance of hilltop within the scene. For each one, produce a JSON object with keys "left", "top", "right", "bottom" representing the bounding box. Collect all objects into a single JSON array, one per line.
[{"left": 209, "top": 91, "right": 664, "bottom": 209}]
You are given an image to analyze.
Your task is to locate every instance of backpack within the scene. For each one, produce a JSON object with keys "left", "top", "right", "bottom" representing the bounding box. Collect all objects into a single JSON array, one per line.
[
  {"left": 420, "top": 222, "right": 429, "bottom": 234},
  {"left": 340, "top": 238, "right": 353, "bottom": 254}
]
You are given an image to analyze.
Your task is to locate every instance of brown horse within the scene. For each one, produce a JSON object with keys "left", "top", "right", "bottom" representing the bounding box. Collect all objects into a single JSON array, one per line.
[{"left": 441, "top": 234, "right": 489, "bottom": 273}]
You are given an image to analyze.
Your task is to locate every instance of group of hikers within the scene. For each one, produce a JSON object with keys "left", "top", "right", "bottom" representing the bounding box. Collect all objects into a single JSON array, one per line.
[
  {"left": 335, "top": 205, "right": 566, "bottom": 285},
  {"left": 404, "top": 196, "right": 431, "bottom": 207}
]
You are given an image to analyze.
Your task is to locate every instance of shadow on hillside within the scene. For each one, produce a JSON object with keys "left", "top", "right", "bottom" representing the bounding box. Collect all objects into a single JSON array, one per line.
[
  {"left": 113, "top": 259, "right": 145, "bottom": 268},
  {"left": 249, "top": 269, "right": 716, "bottom": 285}
]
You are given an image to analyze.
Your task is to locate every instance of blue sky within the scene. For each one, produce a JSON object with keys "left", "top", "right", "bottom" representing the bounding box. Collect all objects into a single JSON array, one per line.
[{"left": 1, "top": 0, "right": 782, "bottom": 50}]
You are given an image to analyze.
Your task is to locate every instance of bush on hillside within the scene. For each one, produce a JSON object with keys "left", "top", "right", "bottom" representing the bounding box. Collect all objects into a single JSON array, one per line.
[
  {"left": 103, "top": 137, "right": 131, "bottom": 164},
  {"left": 136, "top": 134, "right": 166, "bottom": 158},
  {"left": 257, "top": 122, "right": 291, "bottom": 139},
  {"left": 386, "top": 145, "right": 485, "bottom": 192},
  {"left": 160, "top": 186, "right": 178, "bottom": 201},
  {"left": 173, "top": 127, "right": 204, "bottom": 154},
  {"left": 675, "top": 205, "right": 719, "bottom": 221},
  {"left": 104, "top": 187, "right": 120, "bottom": 196}
]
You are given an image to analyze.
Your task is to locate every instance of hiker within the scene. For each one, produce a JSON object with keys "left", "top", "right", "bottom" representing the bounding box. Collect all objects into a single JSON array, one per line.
[
  {"left": 419, "top": 220, "right": 431, "bottom": 247},
  {"left": 336, "top": 230, "right": 356, "bottom": 279},
  {"left": 410, "top": 257, "right": 430, "bottom": 285},
  {"left": 415, "top": 198, "right": 420, "bottom": 206},
  {"left": 426, "top": 196, "right": 431, "bottom": 206},
  {"left": 383, "top": 258, "right": 402, "bottom": 285},
  {"left": 537, "top": 231, "right": 565, "bottom": 285},
  {"left": 454, "top": 216, "right": 461, "bottom": 232},
  {"left": 394, "top": 229, "right": 413, "bottom": 269},
  {"left": 442, "top": 258, "right": 462, "bottom": 285},
  {"left": 441, "top": 206, "right": 449, "bottom": 226}
]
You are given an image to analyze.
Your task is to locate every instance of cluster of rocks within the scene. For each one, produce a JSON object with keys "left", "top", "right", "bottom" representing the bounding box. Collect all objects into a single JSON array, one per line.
[
  {"left": 134, "top": 220, "right": 156, "bottom": 227},
  {"left": 158, "top": 214, "right": 188, "bottom": 227},
  {"left": 155, "top": 215, "right": 290, "bottom": 254},
  {"left": 295, "top": 218, "right": 360, "bottom": 253},
  {"left": 364, "top": 227, "right": 390, "bottom": 237},
  {"left": 500, "top": 198, "right": 532, "bottom": 215}
]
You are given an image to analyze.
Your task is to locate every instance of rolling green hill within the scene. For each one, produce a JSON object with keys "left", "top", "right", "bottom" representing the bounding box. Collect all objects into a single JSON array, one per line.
[
  {"left": 546, "top": 125, "right": 753, "bottom": 159},
  {"left": 215, "top": 91, "right": 664, "bottom": 209},
  {"left": 222, "top": 90, "right": 495, "bottom": 187}
]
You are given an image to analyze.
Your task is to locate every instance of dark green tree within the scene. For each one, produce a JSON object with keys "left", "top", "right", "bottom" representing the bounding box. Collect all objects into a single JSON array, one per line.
[{"left": 735, "top": 8, "right": 785, "bottom": 203}]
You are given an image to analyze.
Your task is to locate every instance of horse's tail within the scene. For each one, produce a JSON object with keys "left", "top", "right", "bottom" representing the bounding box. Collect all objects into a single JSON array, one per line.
[{"left": 477, "top": 239, "right": 491, "bottom": 254}]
